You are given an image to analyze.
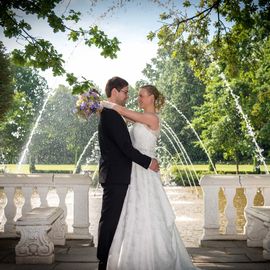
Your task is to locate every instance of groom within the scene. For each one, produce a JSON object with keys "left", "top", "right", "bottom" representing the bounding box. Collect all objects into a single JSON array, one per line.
[{"left": 97, "top": 76, "right": 159, "bottom": 270}]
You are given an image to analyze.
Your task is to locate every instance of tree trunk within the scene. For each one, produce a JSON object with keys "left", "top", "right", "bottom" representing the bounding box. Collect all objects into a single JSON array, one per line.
[
  {"left": 236, "top": 162, "right": 239, "bottom": 174},
  {"left": 235, "top": 155, "right": 240, "bottom": 174},
  {"left": 74, "top": 148, "right": 78, "bottom": 165},
  {"left": 253, "top": 156, "right": 261, "bottom": 174}
]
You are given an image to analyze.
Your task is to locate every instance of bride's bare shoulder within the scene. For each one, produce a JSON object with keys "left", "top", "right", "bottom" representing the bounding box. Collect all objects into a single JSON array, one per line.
[{"left": 145, "top": 113, "right": 159, "bottom": 130}]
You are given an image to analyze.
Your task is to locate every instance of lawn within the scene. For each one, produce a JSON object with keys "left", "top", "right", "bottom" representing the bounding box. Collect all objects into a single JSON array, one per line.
[
  {"left": 1, "top": 164, "right": 97, "bottom": 173},
  {"left": 170, "top": 164, "right": 270, "bottom": 174},
  {"left": 1, "top": 163, "right": 269, "bottom": 174}
]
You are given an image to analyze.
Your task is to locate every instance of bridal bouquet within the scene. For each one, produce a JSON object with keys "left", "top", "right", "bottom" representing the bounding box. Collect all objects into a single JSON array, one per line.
[{"left": 74, "top": 88, "right": 103, "bottom": 119}]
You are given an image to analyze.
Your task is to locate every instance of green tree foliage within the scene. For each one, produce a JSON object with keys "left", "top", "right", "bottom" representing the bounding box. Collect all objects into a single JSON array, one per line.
[
  {"left": 248, "top": 37, "right": 270, "bottom": 158},
  {"left": 149, "top": 0, "right": 270, "bottom": 165},
  {"left": 13, "top": 66, "right": 48, "bottom": 113},
  {"left": 192, "top": 65, "right": 254, "bottom": 172},
  {"left": 0, "top": 91, "right": 33, "bottom": 162},
  {"left": 0, "top": 66, "right": 48, "bottom": 162},
  {"left": 0, "top": 0, "right": 120, "bottom": 94},
  {"left": 28, "top": 85, "right": 99, "bottom": 164},
  {"left": 0, "top": 42, "right": 13, "bottom": 121},
  {"left": 1, "top": 82, "right": 100, "bottom": 164},
  {"left": 150, "top": 0, "right": 270, "bottom": 74}
]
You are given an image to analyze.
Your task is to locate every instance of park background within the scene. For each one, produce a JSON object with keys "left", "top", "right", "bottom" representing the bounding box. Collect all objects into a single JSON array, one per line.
[{"left": 0, "top": 0, "right": 269, "bottom": 184}]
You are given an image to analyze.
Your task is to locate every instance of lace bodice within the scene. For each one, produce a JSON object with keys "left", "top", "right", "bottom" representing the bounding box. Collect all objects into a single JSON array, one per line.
[{"left": 129, "top": 122, "right": 160, "bottom": 157}]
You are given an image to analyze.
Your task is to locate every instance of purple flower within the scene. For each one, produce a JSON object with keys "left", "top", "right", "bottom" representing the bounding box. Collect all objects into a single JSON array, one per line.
[
  {"left": 80, "top": 102, "right": 87, "bottom": 110},
  {"left": 74, "top": 88, "right": 102, "bottom": 120}
]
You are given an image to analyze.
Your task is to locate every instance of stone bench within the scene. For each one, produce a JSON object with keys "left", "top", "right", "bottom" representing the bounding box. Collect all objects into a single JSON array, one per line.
[
  {"left": 245, "top": 206, "right": 270, "bottom": 260},
  {"left": 15, "top": 207, "right": 66, "bottom": 264}
]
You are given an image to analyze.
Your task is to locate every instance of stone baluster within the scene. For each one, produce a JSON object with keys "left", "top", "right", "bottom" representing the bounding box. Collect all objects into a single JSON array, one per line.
[
  {"left": 263, "top": 187, "right": 270, "bottom": 205},
  {"left": 55, "top": 186, "right": 68, "bottom": 232},
  {"left": 21, "top": 187, "right": 33, "bottom": 215},
  {"left": 223, "top": 187, "right": 237, "bottom": 235},
  {"left": 4, "top": 187, "right": 16, "bottom": 235},
  {"left": 244, "top": 187, "right": 257, "bottom": 208},
  {"left": 72, "top": 185, "right": 91, "bottom": 239},
  {"left": 243, "top": 187, "right": 257, "bottom": 235},
  {"left": 263, "top": 221, "right": 270, "bottom": 260},
  {"left": 55, "top": 187, "right": 68, "bottom": 216},
  {"left": 37, "top": 187, "right": 49, "bottom": 207},
  {"left": 201, "top": 186, "right": 220, "bottom": 240}
]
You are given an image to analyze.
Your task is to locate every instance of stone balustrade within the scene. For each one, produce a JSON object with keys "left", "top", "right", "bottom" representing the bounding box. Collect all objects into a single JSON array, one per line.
[
  {"left": 0, "top": 173, "right": 92, "bottom": 241},
  {"left": 200, "top": 174, "right": 270, "bottom": 243},
  {"left": 2, "top": 173, "right": 270, "bottom": 245}
]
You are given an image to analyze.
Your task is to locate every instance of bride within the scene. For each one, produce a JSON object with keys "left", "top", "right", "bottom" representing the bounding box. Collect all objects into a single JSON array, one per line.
[{"left": 102, "top": 85, "right": 199, "bottom": 270}]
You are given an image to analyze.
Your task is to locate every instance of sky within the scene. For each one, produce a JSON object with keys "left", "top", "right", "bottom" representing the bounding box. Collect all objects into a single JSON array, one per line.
[{"left": 1, "top": 0, "right": 186, "bottom": 92}]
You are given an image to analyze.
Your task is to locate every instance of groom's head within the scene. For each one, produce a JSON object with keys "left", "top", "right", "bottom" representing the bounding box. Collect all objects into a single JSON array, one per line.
[{"left": 105, "top": 76, "right": 129, "bottom": 106}]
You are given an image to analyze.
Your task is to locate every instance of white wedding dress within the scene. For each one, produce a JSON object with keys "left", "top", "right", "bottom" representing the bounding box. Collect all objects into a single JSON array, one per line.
[{"left": 107, "top": 120, "right": 199, "bottom": 270}]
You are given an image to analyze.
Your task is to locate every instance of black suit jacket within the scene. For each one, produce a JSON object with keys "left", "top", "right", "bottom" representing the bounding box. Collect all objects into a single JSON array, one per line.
[{"left": 98, "top": 108, "right": 151, "bottom": 185}]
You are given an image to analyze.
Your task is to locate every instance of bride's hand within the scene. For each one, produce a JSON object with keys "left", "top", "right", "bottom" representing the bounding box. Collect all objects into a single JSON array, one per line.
[
  {"left": 100, "top": 100, "right": 116, "bottom": 109},
  {"left": 149, "top": 158, "right": 159, "bottom": 172}
]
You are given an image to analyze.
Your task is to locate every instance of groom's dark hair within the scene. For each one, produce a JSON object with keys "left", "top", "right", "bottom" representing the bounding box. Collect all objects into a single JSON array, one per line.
[{"left": 105, "top": 76, "right": 128, "bottom": 97}]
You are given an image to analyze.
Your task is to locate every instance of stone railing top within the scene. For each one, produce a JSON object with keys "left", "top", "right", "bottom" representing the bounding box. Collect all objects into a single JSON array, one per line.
[
  {"left": 200, "top": 174, "right": 270, "bottom": 187},
  {"left": 245, "top": 206, "right": 270, "bottom": 222},
  {"left": 16, "top": 207, "right": 64, "bottom": 225},
  {"left": 0, "top": 173, "right": 91, "bottom": 187}
]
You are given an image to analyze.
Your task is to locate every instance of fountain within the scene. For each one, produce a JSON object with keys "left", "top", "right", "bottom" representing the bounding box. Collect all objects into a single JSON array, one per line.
[
  {"left": 4, "top": 79, "right": 267, "bottom": 184},
  {"left": 165, "top": 100, "right": 218, "bottom": 174},
  {"left": 161, "top": 129, "right": 196, "bottom": 187},
  {"left": 157, "top": 144, "right": 187, "bottom": 185},
  {"left": 17, "top": 89, "right": 55, "bottom": 170},
  {"left": 73, "top": 130, "right": 98, "bottom": 174},
  {"left": 162, "top": 120, "right": 200, "bottom": 181},
  {"left": 217, "top": 70, "right": 269, "bottom": 174},
  {"left": 156, "top": 146, "right": 184, "bottom": 185}
]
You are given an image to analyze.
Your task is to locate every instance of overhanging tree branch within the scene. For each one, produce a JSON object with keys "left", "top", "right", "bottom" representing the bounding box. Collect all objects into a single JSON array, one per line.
[
  {"left": 0, "top": 0, "right": 121, "bottom": 94},
  {"left": 175, "top": 0, "right": 220, "bottom": 26}
]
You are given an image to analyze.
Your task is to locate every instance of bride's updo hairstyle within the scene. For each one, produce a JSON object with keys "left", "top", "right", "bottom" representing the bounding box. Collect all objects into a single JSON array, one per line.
[{"left": 140, "top": 85, "right": 165, "bottom": 111}]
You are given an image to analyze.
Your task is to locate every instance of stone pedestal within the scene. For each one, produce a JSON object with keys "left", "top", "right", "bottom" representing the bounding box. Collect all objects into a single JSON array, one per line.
[
  {"left": 16, "top": 225, "right": 55, "bottom": 264},
  {"left": 15, "top": 207, "right": 65, "bottom": 264},
  {"left": 263, "top": 221, "right": 270, "bottom": 260},
  {"left": 245, "top": 206, "right": 270, "bottom": 260}
]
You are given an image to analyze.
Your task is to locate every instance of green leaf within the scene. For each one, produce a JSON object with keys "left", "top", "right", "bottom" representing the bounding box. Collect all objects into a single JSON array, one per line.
[
  {"left": 159, "top": 12, "right": 171, "bottom": 20},
  {"left": 147, "top": 31, "right": 156, "bottom": 41},
  {"left": 183, "top": 1, "right": 191, "bottom": 8},
  {"left": 66, "top": 73, "right": 78, "bottom": 85},
  {"left": 64, "top": 10, "right": 81, "bottom": 23},
  {"left": 68, "top": 30, "right": 79, "bottom": 41}
]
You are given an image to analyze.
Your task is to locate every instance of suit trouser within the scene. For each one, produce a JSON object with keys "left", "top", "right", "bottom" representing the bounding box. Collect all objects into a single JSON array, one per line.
[{"left": 97, "top": 184, "right": 128, "bottom": 265}]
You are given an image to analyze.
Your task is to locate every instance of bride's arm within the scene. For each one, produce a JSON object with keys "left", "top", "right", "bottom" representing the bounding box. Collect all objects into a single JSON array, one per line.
[
  {"left": 116, "top": 105, "right": 159, "bottom": 130},
  {"left": 102, "top": 101, "right": 159, "bottom": 130},
  {"left": 124, "top": 117, "right": 135, "bottom": 124}
]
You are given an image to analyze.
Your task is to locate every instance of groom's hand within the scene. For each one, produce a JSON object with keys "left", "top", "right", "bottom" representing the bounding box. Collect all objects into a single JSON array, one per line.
[{"left": 149, "top": 158, "right": 159, "bottom": 172}]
